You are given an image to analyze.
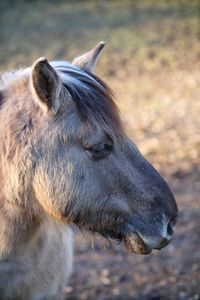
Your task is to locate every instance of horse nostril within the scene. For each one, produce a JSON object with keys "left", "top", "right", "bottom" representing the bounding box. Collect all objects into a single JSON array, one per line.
[
  {"left": 167, "top": 215, "right": 178, "bottom": 236},
  {"left": 159, "top": 237, "right": 171, "bottom": 249}
]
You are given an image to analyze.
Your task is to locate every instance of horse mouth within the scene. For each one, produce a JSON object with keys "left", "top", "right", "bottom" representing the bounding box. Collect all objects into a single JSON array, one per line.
[{"left": 123, "top": 233, "right": 152, "bottom": 255}]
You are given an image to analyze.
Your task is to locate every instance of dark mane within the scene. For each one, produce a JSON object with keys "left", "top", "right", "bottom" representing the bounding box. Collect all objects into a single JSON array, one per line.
[
  {"left": 0, "top": 62, "right": 122, "bottom": 132},
  {"left": 0, "top": 92, "right": 3, "bottom": 108},
  {"left": 52, "top": 61, "right": 122, "bottom": 131}
]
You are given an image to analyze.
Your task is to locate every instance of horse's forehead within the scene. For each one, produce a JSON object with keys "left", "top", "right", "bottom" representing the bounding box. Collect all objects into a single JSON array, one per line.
[{"left": 54, "top": 63, "right": 122, "bottom": 134}]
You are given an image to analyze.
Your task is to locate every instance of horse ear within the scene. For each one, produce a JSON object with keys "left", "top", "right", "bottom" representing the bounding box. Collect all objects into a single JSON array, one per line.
[
  {"left": 31, "top": 57, "right": 61, "bottom": 115},
  {"left": 72, "top": 41, "right": 105, "bottom": 73}
]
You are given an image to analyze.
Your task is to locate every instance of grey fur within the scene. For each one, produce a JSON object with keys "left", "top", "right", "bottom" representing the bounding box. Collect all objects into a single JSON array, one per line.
[{"left": 0, "top": 43, "right": 177, "bottom": 299}]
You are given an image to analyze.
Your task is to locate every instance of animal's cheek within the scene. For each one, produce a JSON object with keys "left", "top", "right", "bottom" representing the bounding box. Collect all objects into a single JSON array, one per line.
[{"left": 32, "top": 169, "right": 60, "bottom": 208}]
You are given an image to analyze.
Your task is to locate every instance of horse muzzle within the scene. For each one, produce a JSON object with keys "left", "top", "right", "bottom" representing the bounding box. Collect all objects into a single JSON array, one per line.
[{"left": 123, "top": 215, "right": 178, "bottom": 255}]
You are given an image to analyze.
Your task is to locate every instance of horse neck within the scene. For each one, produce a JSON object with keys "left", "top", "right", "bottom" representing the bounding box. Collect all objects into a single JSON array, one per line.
[
  {"left": 0, "top": 197, "right": 42, "bottom": 258},
  {"left": 0, "top": 120, "right": 43, "bottom": 258},
  {"left": 0, "top": 156, "right": 46, "bottom": 258}
]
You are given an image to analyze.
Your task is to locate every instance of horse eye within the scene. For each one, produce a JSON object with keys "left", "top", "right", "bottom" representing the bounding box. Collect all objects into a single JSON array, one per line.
[{"left": 85, "top": 140, "right": 113, "bottom": 160}]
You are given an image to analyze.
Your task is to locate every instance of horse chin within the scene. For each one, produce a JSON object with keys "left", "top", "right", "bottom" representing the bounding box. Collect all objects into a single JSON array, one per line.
[{"left": 123, "top": 233, "right": 152, "bottom": 255}]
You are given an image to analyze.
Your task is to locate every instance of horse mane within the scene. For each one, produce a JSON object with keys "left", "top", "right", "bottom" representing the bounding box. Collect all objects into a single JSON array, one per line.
[
  {"left": 0, "top": 69, "right": 27, "bottom": 89},
  {"left": 0, "top": 61, "right": 122, "bottom": 131},
  {"left": 52, "top": 61, "right": 122, "bottom": 130}
]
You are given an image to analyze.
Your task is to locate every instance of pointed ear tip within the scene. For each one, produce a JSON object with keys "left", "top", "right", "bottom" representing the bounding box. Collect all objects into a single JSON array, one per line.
[
  {"left": 37, "top": 56, "right": 47, "bottom": 62},
  {"left": 32, "top": 57, "right": 48, "bottom": 68},
  {"left": 98, "top": 41, "right": 106, "bottom": 49}
]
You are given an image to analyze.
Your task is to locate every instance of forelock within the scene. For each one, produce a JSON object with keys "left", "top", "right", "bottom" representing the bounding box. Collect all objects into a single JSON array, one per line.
[{"left": 51, "top": 61, "right": 122, "bottom": 132}]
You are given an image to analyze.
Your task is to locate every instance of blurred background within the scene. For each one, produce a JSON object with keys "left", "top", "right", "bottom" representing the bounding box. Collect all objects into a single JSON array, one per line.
[{"left": 0, "top": 0, "right": 200, "bottom": 299}]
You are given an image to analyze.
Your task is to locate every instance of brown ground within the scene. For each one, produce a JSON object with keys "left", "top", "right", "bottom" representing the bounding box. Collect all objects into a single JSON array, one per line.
[{"left": 0, "top": 1, "right": 200, "bottom": 299}]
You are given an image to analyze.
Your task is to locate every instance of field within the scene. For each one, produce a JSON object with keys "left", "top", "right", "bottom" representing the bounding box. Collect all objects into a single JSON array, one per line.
[{"left": 0, "top": 1, "right": 200, "bottom": 299}]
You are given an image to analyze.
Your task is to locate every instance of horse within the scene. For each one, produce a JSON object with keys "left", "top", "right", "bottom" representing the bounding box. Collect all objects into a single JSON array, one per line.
[{"left": 0, "top": 42, "right": 178, "bottom": 299}]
